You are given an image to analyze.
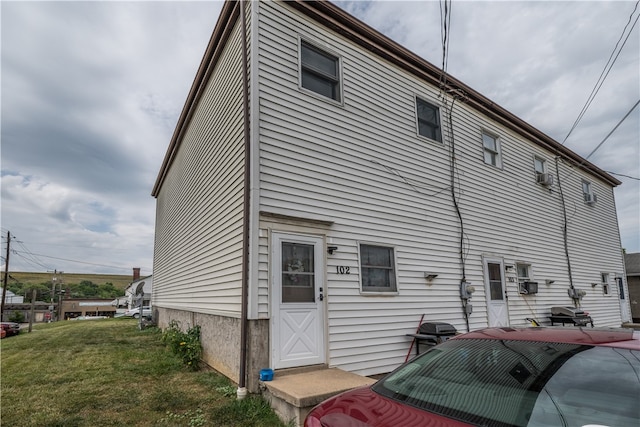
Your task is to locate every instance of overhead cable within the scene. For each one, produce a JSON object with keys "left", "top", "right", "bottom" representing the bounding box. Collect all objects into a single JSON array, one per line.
[{"left": 562, "top": 0, "right": 640, "bottom": 145}]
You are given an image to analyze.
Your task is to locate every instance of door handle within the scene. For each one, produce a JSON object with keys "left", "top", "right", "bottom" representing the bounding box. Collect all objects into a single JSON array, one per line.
[{"left": 319, "top": 287, "right": 324, "bottom": 301}]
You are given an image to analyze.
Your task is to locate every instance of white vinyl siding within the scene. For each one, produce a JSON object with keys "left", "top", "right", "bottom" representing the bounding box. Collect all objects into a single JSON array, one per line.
[
  {"left": 254, "top": 1, "right": 625, "bottom": 376},
  {"left": 153, "top": 18, "right": 246, "bottom": 317}
]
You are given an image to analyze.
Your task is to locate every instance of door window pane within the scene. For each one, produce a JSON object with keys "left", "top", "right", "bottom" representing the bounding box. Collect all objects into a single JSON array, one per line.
[
  {"left": 488, "top": 262, "right": 503, "bottom": 301},
  {"left": 282, "top": 242, "right": 315, "bottom": 303}
]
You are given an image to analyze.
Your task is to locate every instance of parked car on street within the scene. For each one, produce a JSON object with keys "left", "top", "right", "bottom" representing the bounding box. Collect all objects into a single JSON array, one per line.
[
  {"left": 123, "top": 306, "right": 151, "bottom": 319},
  {"left": 0, "top": 322, "right": 21, "bottom": 337},
  {"left": 305, "top": 327, "right": 640, "bottom": 427}
]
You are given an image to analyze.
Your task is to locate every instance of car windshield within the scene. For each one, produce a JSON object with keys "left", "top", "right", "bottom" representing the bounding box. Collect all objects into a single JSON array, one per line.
[{"left": 373, "top": 338, "right": 639, "bottom": 427}]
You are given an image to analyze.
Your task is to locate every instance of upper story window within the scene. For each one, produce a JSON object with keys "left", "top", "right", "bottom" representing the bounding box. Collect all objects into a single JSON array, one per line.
[
  {"left": 534, "top": 156, "right": 554, "bottom": 186},
  {"left": 482, "top": 131, "right": 502, "bottom": 168},
  {"left": 416, "top": 98, "right": 442, "bottom": 142},
  {"left": 360, "top": 244, "right": 397, "bottom": 293},
  {"left": 582, "top": 180, "right": 597, "bottom": 205},
  {"left": 300, "top": 40, "right": 340, "bottom": 101}
]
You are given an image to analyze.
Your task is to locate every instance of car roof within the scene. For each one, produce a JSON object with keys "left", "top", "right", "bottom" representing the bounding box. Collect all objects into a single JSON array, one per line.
[{"left": 455, "top": 327, "right": 640, "bottom": 349}]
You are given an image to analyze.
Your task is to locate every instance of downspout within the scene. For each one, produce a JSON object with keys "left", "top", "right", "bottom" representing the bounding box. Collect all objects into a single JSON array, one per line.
[{"left": 237, "top": 0, "right": 251, "bottom": 400}]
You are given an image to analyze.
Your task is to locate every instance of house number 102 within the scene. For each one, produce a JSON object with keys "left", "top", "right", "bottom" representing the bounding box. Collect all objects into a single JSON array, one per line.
[{"left": 336, "top": 266, "right": 350, "bottom": 274}]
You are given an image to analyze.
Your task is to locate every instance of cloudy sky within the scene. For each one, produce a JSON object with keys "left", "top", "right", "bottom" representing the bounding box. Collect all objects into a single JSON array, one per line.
[{"left": 2, "top": 0, "right": 638, "bottom": 275}]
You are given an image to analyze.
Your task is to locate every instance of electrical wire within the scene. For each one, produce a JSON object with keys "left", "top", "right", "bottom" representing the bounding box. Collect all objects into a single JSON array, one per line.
[
  {"left": 562, "top": 0, "right": 640, "bottom": 145},
  {"left": 605, "top": 171, "right": 640, "bottom": 181}
]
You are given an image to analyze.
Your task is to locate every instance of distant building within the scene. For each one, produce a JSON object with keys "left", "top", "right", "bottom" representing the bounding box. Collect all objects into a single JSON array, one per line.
[
  {"left": 123, "top": 268, "right": 153, "bottom": 309},
  {"left": 1, "top": 287, "right": 24, "bottom": 304},
  {"left": 625, "top": 253, "right": 640, "bottom": 323},
  {"left": 60, "top": 298, "right": 116, "bottom": 319}
]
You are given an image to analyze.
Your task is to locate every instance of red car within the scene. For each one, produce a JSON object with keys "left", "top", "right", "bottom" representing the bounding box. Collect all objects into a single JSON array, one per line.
[
  {"left": 0, "top": 322, "right": 21, "bottom": 337},
  {"left": 305, "top": 327, "right": 640, "bottom": 427}
]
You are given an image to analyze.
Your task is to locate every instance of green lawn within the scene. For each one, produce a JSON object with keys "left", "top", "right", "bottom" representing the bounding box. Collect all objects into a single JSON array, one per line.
[{"left": 0, "top": 319, "right": 288, "bottom": 427}]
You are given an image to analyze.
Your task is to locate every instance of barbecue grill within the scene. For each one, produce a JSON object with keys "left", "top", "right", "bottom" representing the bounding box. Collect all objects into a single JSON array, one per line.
[
  {"left": 549, "top": 306, "right": 594, "bottom": 327},
  {"left": 406, "top": 322, "right": 457, "bottom": 355}
]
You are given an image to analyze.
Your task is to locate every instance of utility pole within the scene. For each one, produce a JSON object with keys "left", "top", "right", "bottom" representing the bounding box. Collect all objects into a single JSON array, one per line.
[
  {"left": 48, "top": 269, "right": 58, "bottom": 322},
  {"left": 1, "top": 231, "right": 11, "bottom": 322},
  {"left": 28, "top": 288, "right": 36, "bottom": 332}
]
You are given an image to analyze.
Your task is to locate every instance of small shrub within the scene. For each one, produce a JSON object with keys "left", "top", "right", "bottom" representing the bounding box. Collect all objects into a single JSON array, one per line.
[
  {"left": 9, "top": 311, "right": 25, "bottom": 323},
  {"left": 161, "top": 320, "right": 202, "bottom": 370}
]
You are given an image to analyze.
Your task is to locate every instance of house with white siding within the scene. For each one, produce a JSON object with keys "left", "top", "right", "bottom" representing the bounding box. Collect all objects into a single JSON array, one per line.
[{"left": 151, "top": 0, "right": 631, "bottom": 393}]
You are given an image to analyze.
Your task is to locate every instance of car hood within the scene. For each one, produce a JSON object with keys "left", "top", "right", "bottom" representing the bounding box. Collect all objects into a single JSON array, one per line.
[{"left": 307, "top": 386, "right": 471, "bottom": 427}]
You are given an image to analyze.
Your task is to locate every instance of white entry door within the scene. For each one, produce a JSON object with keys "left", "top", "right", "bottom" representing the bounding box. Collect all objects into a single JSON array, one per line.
[
  {"left": 271, "top": 233, "right": 326, "bottom": 369},
  {"left": 617, "top": 277, "right": 631, "bottom": 322},
  {"left": 484, "top": 258, "right": 509, "bottom": 327}
]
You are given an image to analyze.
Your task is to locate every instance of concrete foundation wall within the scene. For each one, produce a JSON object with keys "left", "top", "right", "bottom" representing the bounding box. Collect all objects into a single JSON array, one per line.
[{"left": 156, "top": 307, "right": 269, "bottom": 392}]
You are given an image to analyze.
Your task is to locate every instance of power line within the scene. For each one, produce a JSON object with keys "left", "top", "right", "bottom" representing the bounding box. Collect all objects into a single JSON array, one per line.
[
  {"left": 562, "top": 0, "right": 640, "bottom": 145},
  {"left": 605, "top": 171, "right": 640, "bottom": 181},
  {"left": 584, "top": 99, "right": 640, "bottom": 161}
]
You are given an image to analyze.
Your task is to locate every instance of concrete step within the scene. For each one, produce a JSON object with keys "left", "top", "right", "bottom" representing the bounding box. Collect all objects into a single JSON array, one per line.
[{"left": 261, "top": 368, "right": 376, "bottom": 427}]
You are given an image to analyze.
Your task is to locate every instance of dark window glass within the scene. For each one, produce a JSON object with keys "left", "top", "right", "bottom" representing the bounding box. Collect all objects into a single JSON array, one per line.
[
  {"left": 301, "top": 41, "right": 340, "bottom": 101},
  {"left": 488, "top": 262, "right": 503, "bottom": 300},
  {"left": 416, "top": 98, "right": 442, "bottom": 142}
]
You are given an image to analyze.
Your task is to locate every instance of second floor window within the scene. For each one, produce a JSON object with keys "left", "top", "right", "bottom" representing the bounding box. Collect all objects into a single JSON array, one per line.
[
  {"left": 582, "top": 180, "right": 596, "bottom": 204},
  {"left": 300, "top": 40, "right": 340, "bottom": 101},
  {"left": 482, "top": 131, "right": 502, "bottom": 168},
  {"left": 416, "top": 98, "right": 442, "bottom": 142}
]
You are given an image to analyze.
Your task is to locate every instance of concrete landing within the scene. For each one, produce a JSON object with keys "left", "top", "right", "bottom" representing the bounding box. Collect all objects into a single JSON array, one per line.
[{"left": 261, "top": 368, "right": 377, "bottom": 427}]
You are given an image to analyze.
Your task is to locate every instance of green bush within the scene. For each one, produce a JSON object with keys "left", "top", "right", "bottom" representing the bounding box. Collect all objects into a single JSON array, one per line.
[
  {"left": 161, "top": 320, "right": 202, "bottom": 370},
  {"left": 9, "top": 311, "right": 25, "bottom": 323}
]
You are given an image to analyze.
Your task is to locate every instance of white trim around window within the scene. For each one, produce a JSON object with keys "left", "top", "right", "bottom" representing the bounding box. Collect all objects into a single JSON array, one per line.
[
  {"left": 358, "top": 243, "right": 399, "bottom": 294},
  {"left": 298, "top": 37, "right": 343, "bottom": 104},
  {"left": 415, "top": 96, "right": 443, "bottom": 143},
  {"left": 481, "top": 130, "right": 502, "bottom": 168}
]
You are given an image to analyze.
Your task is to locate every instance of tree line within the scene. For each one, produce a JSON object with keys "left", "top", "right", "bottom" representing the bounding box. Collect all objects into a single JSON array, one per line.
[{"left": 6, "top": 280, "right": 124, "bottom": 302}]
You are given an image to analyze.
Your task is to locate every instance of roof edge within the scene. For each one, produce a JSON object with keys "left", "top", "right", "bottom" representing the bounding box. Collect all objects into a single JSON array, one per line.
[
  {"left": 287, "top": 0, "right": 620, "bottom": 187},
  {"left": 152, "top": 1, "right": 240, "bottom": 197}
]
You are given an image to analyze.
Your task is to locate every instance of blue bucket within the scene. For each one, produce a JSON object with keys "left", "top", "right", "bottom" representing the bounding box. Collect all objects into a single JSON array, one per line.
[{"left": 259, "top": 368, "right": 274, "bottom": 381}]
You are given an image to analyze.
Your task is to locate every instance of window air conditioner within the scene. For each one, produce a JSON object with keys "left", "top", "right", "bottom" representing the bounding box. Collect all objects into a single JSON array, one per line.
[
  {"left": 536, "top": 173, "right": 554, "bottom": 186},
  {"left": 585, "top": 193, "right": 597, "bottom": 205}
]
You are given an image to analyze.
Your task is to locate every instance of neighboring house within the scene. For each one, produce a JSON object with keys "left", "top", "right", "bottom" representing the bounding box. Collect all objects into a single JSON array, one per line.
[
  {"left": 625, "top": 253, "right": 640, "bottom": 323},
  {"left": 123, "top": 268, "right": 153, "bottom": 309},
  {"left": 1, "top": 288, "right": 24, "bottom": 304},
  {"left": 60, "top": 298, "right": 117, "bottom": 319},
  {"left": 151, "top": 1, "right": 630, "bottom": 392}
]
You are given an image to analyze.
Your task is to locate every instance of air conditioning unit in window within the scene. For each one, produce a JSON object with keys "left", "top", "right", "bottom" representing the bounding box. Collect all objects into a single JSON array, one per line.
[
  {"left": 536, "top": 173, "right": 554, "bottom": 186},
  {"left": 585, "top": 193, "right": 597, "bottom": 205}
]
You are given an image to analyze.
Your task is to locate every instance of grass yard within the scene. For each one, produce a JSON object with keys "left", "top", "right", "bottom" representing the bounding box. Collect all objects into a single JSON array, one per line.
[{"left": 0, "top": 319, "right": 289, "bottom": 427}]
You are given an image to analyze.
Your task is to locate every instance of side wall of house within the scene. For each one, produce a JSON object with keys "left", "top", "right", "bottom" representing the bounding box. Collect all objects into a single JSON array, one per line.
[
  {"left": 152, "top": 11, "right": 249, "bottom": 380},
  {"left": 153, "top": 17, "right": 245, "bottom": 317},
  {"left": 256, "top": 1, "right": 626, "bottom": 376}
]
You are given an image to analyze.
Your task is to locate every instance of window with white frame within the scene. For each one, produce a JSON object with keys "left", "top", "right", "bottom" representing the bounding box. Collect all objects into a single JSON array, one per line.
[
  {"left": 534, "top": 157, "right": 546, "bottom": 175},
  {"left": 582, "top": 180, "right": 596, "bottom": 204},
  {"left": 359, "top": 244, "right": 397, "bottom": 292},
  {"left": 482, "top": 131, "right": 502, "bottom": 168},
  {"left": 534, "top": 156, "right": 553, "bottom": 186},
  {"left": 516, "top": 264, "right": 531, "bottom": 286},
  {"left": 416, "top": 98, "right": 442, "bottom": 142},
  {"left": 300, "top": 40, "right": 340, "bottom": 101},
  {"left": 601, "top": 272, "right": 610, "bottom": 296}
]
